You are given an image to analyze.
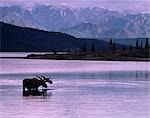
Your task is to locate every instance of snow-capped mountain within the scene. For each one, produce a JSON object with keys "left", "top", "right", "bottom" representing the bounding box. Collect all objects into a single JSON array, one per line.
[
  {"left": 0, "top": 5, "right": 81, "bottom": 30},
  {"left": 59, "top": 14, "right": 150, "bottom": 38},
  {"left": 0, "top": 4, "right": 149, "bottom": 38}
]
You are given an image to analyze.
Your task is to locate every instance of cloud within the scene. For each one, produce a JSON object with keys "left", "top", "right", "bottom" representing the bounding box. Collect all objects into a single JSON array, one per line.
[{"left": 0, "top": 0, "right": 150, "bottom": 12}]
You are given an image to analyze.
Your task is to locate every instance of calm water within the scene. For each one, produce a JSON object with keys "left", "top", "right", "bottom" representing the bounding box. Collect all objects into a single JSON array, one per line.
[{"left": 0, "top": 55, "right": 150, "bottom": 118}]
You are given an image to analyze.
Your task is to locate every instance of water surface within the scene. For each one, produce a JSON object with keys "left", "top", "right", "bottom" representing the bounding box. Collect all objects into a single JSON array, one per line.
[{"left": 0, "top": 56, "right": 150, "bottom": 118}]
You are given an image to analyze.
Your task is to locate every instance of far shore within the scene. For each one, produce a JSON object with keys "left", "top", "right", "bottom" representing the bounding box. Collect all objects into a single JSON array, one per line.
[{"left": 1, "top": 49, "right": 149, "bottom": 61}]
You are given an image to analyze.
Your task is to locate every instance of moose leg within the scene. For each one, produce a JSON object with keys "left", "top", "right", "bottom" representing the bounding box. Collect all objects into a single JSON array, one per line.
[
  {"left": 22, "top": 81, "right": 26, "bottom": 96},
  {"left": 42, "top": 89, "right": 47, "bottom": 96}
]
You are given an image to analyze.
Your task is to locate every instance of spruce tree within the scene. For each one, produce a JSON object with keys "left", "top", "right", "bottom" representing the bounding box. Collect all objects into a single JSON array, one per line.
[
  {"left": 130, "top": 45, "right": 133, "bottom": 50},
  {"left": 67, "top": 47, "right": 70, "bottom": 54},
  {"left": 123, "top": 46, "right": 126, "bottom": 51},
  {"left": 53, "top": 49, "right": 57, "bottom": 54},
  {"left": 113, "top": 42, "right": 116, "bottom": 50},
  {"left": 140, "top": 42, "right": 143, "bottom": 49},
  {"left": 135, "top": 40, "right": 139, "bottom": 49},
  {"left": 82, "top": 44, "right": 86, "bottom": 52},
  {"left": 109, "top": 39, "right": 112, "bottom": 51},
  {"left": 91, "top": 43, "right": 95, "bottom": 52},
  {"left": 145, "top": 38, "right": 149, "bottom": 49}
]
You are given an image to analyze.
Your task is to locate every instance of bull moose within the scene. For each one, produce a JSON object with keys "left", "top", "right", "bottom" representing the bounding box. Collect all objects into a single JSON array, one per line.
[{"left": 23, "top": 75, "right": 53, "bottom": 96}]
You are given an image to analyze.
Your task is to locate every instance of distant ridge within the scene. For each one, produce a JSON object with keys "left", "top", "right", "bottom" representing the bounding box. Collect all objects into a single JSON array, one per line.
[{"left": 0, "top": 22, "right": 125, "bottom": 52}]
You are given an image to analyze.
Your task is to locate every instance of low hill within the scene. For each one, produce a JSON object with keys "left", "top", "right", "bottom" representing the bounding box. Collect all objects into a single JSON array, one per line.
[{"left": 0, "top": 22, "right": 124, "bottom": 52}]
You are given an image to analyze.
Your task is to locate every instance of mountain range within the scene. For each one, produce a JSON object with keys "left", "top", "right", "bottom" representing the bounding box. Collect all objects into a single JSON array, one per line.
[{"left": 0, "top": 4, "right": 149, "bottom": 39}]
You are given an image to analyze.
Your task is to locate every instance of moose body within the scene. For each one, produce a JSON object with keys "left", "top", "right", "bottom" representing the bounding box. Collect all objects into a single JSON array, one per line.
[
  {"left": 23, "top": 78, "right": 47, "bottom": 91},
  {"left": 23, "top": 76, "right": 53, "bottom": 96}
]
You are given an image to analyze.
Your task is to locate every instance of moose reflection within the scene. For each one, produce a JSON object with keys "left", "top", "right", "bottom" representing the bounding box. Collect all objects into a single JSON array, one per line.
[{"left": 23, "top": 75, "right": 53, "bottom": 96}]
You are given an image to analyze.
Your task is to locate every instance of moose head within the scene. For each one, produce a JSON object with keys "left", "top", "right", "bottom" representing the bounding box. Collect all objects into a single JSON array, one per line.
[
  {"left": 36, "top": 75, "right": 53, "bottom": 85},
  {"left": 41, "top": 76, "right": 53, "bottom": 84},
  {"left": 40, "top": 79, "right": 48, "bottom": 88}
]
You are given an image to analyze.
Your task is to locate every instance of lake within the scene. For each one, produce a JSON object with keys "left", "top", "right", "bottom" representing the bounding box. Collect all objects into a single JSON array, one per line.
[{"left": 0, "top": 53, "right": 150, "bottom": 118}]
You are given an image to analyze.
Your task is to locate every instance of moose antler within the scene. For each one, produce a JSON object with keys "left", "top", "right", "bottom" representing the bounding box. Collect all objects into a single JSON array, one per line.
[
  {"left": 36, "top": 75, "right": 43, "bottom": 80},
  {"left": 41, "top": 76, "right": 49, "bottom": 81},
  {"left": 49, "top": 77, "right": 52, "bottom": 81},
  {"left": 37, "top": 75, "right": 53, "bottom": 84},
  {"left": 41, "top": 76, "right": 46, "bottom": 79}
]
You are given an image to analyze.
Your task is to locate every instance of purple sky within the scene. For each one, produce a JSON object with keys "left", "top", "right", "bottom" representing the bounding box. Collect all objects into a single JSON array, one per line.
[{"left": 0, "top": 0, "right": 150, "bottom": 12}]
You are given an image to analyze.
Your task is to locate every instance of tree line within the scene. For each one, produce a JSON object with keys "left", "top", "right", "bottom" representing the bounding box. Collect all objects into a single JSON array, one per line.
[
  {"left": 53, "top": 38, "right": 149, "bottom": 54},
  {"left": 135, "top": 38, "right": 149, "bottom": 49}
]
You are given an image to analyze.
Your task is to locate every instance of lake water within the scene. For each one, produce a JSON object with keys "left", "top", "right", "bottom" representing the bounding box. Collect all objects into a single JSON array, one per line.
[{"left": 0, "top": 53, "right": 150, "bottom": 118}]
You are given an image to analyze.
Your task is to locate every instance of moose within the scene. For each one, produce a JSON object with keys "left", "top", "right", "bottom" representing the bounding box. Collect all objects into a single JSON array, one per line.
[{"left": 23, "top": 75, "right": 53, "bottom": 96}]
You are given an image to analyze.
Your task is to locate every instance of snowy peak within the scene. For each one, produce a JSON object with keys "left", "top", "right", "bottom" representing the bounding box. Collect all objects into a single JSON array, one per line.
[{"left": 0, "top": 4, "right": 149, "bottom": 38}]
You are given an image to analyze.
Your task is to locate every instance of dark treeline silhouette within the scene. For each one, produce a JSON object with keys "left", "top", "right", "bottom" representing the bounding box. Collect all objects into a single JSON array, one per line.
[
  {"left": 109, "top": 38, "right": 149, "bottom": 51},
  {"left": 27, "top": 38, "right": 149, "bottom": 60},
  {"left": 80, "top": 43, "right": 96, "bottom": 53},
  {"left": 135, "top": 38, "right": 149, "bottom": 50}
]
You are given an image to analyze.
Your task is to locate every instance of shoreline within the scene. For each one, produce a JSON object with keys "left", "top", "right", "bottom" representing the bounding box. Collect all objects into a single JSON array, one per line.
[
  {"left": 1, "top": 48, "right": 149, "bottom": 62},
  {"left": 0, "top": 56, "right": 149, "bottom": 62},
  {"left": 25, "top": 49, "right": 150, "bottom": 62}
]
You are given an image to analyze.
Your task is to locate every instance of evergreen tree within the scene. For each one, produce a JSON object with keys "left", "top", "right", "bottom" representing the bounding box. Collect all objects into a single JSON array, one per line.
[
  {"left": 81, "top": 44, "right": 86, "bottom": 52},
  {"left": 67, "top": 47, "right": 70, "bottom": 54},
  {"left": 91, "top": 43, "right": 95, "bottom": 52},
  {"left": 145, "top": 38, "right": 149, "bottom": 49},
  {"left": 109, "top": 39, "right": 112, "bottom": 51},
  {"left": 130, "top": 45, "right": 133, "bottom": 50},
  {"left": 113, "top": 42, "right": 116, "bottom": 50},
  {"left": 53, "top": 49, "right": 57, "bottom": 54},
  {"left": 140, "top": 42, "right": 143, "bottom": 49},
  {"left": 123, "top": 46, "right": 126, "bottom": 51},
  {"left": 135, "top": 40, "right": 139, "bottom": 49}
]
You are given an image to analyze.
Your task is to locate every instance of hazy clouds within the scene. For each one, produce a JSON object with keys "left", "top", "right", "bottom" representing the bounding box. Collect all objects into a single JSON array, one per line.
[{"left": 0, "top": 0, "right": 150, "bottom": 12}]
